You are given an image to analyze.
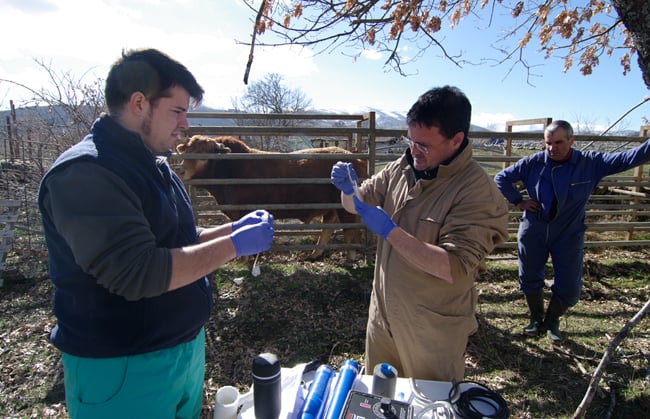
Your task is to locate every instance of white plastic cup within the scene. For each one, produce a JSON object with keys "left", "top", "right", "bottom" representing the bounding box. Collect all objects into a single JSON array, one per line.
[{"left": 214, "top": 385, "right": 240, "bottom": 419}]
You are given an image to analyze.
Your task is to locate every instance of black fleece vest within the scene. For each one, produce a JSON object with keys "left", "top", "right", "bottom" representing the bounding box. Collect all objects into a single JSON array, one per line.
[{"left": 38, "top": 115, "right": 212, "bottom": 357}]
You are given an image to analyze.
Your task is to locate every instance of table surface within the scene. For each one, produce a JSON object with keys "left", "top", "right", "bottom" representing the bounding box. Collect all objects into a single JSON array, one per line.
[{"left": 234, "top": 365, "right": 475, "bottom": 419}]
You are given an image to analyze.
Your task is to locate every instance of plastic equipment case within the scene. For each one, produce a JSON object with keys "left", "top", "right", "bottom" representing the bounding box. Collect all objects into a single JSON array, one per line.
[{"left": 340, "top": 390, "right": 412, "bottom": 419}]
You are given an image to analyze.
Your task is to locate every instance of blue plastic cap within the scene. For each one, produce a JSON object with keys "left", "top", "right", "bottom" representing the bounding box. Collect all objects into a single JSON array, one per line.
[
  {"left": 380, "top": 363, "right": 393, "bottom": 375},
  {"left": 342, "top": 359, "right": 359, "bottom": 371}
]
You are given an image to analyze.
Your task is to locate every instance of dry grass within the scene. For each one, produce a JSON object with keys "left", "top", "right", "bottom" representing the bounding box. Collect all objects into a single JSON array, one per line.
[{"left": 1, "top": 245, "right": 648, "bottom": 419}]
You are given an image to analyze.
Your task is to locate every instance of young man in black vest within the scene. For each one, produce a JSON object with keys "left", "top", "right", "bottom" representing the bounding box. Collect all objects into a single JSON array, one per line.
[{"left": 38, "top": 49, "right": 274, "bottom": 418}]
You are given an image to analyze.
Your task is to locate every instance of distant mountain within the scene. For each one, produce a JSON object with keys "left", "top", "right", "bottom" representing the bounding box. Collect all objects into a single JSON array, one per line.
[
  {"left": 317, "top": 107, "right": 408, "bottom": 129},
  {"left": 189, "top": 106, "right": 490, "bottom": 132},
  {"left": 313, "top": 107, "right": 491, "bottom": 131},
  {"left": 0, "top": 105, "right": 99, "bottom": 127},
  {"left": 1, "top": 104, "right": 490, "bottom": 133}
]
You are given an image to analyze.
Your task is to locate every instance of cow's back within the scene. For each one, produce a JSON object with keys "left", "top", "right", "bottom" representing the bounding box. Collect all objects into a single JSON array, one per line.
[{"left": 178, "top": 135, "right": 367, "bottom": 222}]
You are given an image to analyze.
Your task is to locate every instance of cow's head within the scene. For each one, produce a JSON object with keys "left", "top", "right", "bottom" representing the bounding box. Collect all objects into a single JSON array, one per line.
[{"left": 176, "top": 135, "right": 231, "bottom": 179}]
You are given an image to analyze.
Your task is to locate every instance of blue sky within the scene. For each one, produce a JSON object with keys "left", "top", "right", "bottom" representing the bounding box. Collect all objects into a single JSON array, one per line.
[{"left": 1, "top": 0, "right": 648, "bottom": 133}]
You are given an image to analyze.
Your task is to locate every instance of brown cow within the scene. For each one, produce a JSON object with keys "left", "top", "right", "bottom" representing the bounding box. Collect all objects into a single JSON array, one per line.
[{"left": 175, "top": 135, "right": 367, "bottom": 260}]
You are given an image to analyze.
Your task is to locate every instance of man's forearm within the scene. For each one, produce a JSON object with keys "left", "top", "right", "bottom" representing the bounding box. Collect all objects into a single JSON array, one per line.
[
  {"left": 197, "top": 224, "right": 233, "bottom": 243},
  {"left": 340, "top": 192, "right": 357, "bottom": 213},
  {"left": 168, "top": 236, "right": 237, "bottom": 291},
  {"left": 386, "top": 227, "right": 454, "bottom": 284}
]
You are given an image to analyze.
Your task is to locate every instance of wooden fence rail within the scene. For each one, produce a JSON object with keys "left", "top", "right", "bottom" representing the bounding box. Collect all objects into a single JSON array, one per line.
[
  {"left": 3, "top": 110, "right": 648, "bottom": 260},
  {"left": 175, "top": 111, "right": 650, "bottom": 256}
]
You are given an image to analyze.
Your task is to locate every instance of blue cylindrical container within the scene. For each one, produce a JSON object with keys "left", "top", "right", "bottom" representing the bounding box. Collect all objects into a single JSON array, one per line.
[
  {"left": 323, "top": 360, "right": 360, "bottom": 419},
  {"left": 297, "top": 364, "right": 334, "bottom": 419}
]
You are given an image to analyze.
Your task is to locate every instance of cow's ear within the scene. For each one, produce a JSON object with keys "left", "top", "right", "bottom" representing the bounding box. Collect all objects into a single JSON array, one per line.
[{"left": 177, "top": 143, "right": 185, "bottom": 153}]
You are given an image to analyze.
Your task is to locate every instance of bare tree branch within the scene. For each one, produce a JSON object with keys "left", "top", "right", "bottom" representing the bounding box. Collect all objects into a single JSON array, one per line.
[
  {"left": 237, "top": 0, "right": 646, "bottom": 88},
  {"left": 572, "top": 298, "right": 650, "bottom": 418},
  {"left": 243, "top": 0, "right": 268, "bottom": 85}
]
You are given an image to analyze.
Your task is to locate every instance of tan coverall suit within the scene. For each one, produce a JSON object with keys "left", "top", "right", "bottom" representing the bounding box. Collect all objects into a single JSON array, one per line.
[{"left": 359, "top": 144, "right": 509, "bottom": 381}]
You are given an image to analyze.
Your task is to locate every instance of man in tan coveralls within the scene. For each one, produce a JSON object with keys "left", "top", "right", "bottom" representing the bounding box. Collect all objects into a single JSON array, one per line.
[{"left": 331, "top": 86, "right": 509, "bottom": 381}]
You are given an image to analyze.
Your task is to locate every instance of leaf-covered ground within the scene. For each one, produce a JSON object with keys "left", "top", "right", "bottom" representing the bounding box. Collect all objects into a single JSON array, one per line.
[{"left": 1, "top": 246, "right": 648, "bottom": 418}]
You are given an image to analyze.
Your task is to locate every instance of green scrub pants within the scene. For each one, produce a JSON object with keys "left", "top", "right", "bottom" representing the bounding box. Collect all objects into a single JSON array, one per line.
[{"left": 62, "top": 327, "right": 205, "bottom": 419}]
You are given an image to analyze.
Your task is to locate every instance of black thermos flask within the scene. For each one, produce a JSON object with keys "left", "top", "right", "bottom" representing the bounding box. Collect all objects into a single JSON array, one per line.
[{"left": 252, "top": 352, "right": 281, "bottom": 419}]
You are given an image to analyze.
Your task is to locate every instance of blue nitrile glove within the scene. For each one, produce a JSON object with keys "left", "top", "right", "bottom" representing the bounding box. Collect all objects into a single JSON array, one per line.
[
  {"left": 353, "top": 196, "right": 396, "bottom": 239},
  {"left": 331, "top": 161, "right": 358, "bottom": 195},
  {"left": 232, "top": 209, "right": 269, "bottom": 232},
  {"left": 229, "top": 213, "right": 275, "bottom": 256}
]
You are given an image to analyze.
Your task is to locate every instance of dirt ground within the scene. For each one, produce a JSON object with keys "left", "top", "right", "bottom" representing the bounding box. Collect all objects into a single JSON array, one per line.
[{"left": 1, "top": 246, "right": 648, "bottom": 418}]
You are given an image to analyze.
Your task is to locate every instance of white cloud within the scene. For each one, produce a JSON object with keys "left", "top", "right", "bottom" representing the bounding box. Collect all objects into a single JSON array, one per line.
[
  {"left": 361, "top": 49, "right": 383, "bottom": 61},
  {"left": 250, "top": 45, "right": 319, "bottom": 78},
  {"left": 2, "top": 0, "right": 56, "bottom": 14},
  {"left": 0, "top": 0, "right": 645, "bottom": 128},
  {"left": 472, "top": 112, "right": 515, "bottom": 131}
]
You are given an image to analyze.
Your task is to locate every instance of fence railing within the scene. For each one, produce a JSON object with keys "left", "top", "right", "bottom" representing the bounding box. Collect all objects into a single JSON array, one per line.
[
  {"left": 2, "top": 111, "right": 649, "bottom": 258},
  {"left": 175, "top": 112, "right": 650, "bottom": 255}
]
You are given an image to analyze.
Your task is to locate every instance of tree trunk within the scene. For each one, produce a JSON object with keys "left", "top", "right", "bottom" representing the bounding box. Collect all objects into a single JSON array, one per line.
[{"left": 612, "top": 0, "right": 650, "bottom": 89}]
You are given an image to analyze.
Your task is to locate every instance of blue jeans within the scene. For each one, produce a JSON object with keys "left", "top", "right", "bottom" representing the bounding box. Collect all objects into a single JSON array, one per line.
[{"left": 63, "top": 327, "right": 205, "bottom": 419}]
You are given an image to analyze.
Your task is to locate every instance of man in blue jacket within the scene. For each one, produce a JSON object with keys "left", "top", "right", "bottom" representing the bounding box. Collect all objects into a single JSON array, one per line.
[
  {"left": 38, "top": 49, "right": 274, "bottom": 418},
  {"left": 494, "top": 120, "right": 650, "bottom": 342}
]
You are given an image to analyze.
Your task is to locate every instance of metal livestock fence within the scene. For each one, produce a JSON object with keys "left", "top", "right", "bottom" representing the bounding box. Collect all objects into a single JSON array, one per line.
[
  {"left": 1, "top": 110, "right": 649, "bottom": 264},
  {"left": 172, "top": 112, "right": 650, "bottom": 258}
]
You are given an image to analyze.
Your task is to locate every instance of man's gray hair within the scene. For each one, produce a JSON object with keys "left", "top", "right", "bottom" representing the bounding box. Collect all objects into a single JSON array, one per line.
[{"left": 545, "top": 120, "right": 574, "bottom": 139}]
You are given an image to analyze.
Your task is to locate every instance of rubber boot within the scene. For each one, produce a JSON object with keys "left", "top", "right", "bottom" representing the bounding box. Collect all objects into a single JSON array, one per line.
[
  {"left": 543, "top": 295, "right": 569, "bottom": 342},
  {"left": 523, "top": 293, "right": 545, "bottom": 336}
]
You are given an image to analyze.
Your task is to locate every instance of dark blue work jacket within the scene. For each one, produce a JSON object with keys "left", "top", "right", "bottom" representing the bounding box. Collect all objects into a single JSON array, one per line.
[{"left": 495, "top": 141, "right": 650, "bottom": 239}]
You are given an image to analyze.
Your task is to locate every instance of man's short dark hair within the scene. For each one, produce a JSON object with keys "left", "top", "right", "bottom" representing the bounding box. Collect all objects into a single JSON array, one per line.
[
  {"left": 104, "top": 48, "right": 204, "bottom": 115},
  {"left": 406, "top": 85, "right": 471, "bottom": 140}
]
